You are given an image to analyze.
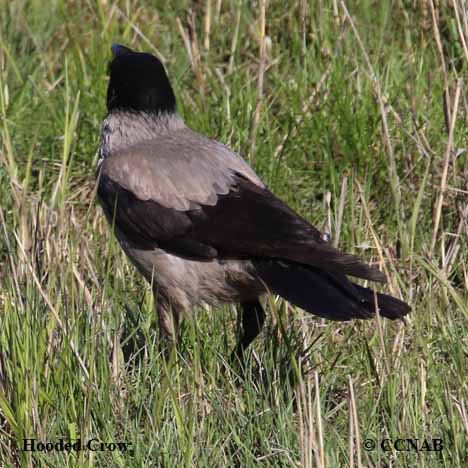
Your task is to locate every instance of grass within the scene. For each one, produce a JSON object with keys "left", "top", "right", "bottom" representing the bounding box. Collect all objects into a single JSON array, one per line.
[{"left": 0, "top": 0, "right": 467, "bottom": 466}]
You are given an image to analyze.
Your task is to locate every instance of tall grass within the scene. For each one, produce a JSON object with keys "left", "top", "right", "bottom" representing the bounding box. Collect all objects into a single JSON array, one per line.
[{"left": 0, "top": 0, "right": 467, "bottom": 466}]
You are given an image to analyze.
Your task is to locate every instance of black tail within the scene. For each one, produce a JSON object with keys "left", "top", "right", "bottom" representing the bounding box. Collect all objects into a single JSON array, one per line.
[{"left": 256, "top": 261, "right": 410, "bottom": 321}]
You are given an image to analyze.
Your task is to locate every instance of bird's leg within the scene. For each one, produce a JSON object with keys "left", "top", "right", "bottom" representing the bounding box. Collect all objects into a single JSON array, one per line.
[
  {"left": 231, "top": 299, "right": 265, "bottom": 364},
  {"left": 154, "top": 293, "right": 180, "bottom": 358}
]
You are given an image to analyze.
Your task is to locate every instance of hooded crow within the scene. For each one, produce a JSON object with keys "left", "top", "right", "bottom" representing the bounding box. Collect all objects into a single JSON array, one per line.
[{"left": 97, "top": 44, "right": 410, "bottom": 361}]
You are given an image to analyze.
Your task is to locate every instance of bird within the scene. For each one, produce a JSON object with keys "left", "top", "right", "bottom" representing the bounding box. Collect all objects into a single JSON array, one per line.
[{"left": 97, "top": 44, "right": 410, "bottom": 362}]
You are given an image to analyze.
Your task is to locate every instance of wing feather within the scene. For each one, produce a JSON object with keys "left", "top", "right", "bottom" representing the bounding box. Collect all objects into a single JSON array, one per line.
[
  {"left": 98, "top": 148, "right": 386, "bottom": 282},
  {"left": 102, "top": 127, "right": 264, "bottom": 210}
]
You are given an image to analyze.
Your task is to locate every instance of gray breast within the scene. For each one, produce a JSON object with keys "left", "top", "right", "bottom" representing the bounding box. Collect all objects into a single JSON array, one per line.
[{"left": 116, "top": 232, "right": 264, "bottom": 311}]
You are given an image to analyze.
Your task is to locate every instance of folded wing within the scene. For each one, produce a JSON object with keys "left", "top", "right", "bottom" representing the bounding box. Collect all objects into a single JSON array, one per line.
[{"left": 98, "top": 131, "right": 386, "bottom": 283}]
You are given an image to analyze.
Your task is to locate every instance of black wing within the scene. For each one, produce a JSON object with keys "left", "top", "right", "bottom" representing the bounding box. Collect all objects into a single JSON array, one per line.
[{"left": 97, "top": 171, "right": 385, "bottom": 282}]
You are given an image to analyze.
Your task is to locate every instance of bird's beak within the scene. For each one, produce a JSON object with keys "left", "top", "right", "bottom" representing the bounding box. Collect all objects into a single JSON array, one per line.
[{"left": 111, "top": 44, "right": 133, "bottom": 58}]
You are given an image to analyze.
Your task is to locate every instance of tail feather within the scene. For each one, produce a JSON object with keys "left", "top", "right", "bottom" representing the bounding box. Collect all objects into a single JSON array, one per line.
[
  {"left": 256, "top": 261, "right": 410, "bottom": 321},
  {"left": 351, "top": 284, "right": 411, "bottom": 319}
]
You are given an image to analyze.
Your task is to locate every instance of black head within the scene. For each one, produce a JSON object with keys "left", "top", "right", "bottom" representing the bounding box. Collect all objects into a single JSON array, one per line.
[{"left": 107, "top": 44, "right": 176, "bottom": 114}]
